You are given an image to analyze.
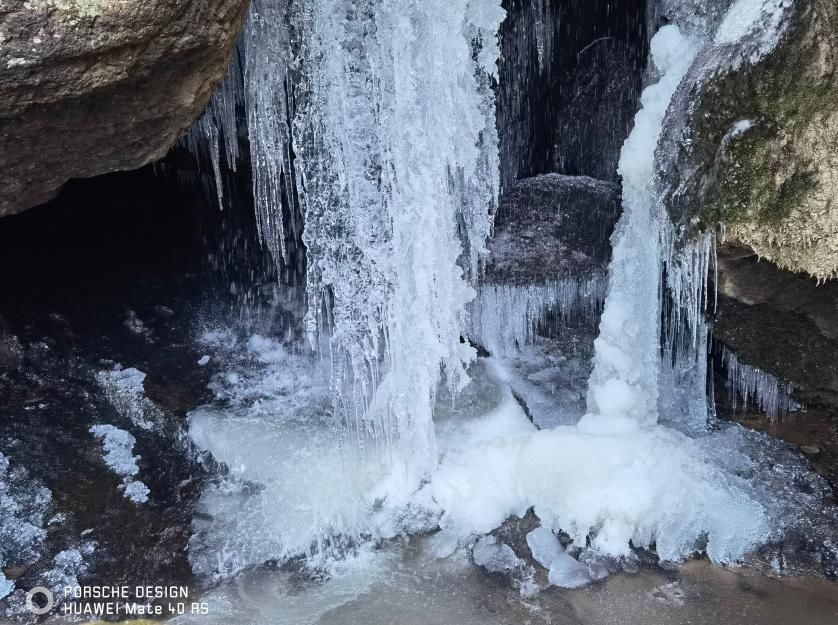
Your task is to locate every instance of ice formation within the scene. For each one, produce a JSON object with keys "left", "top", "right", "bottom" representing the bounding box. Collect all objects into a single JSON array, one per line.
[
  {"left": 415, "top": 24, "right": 770, "bottom": 566},
  {"left": 181, "top": 1, "right": 828, "bottom": 585},
  {"left": 187, "top": 331, "right": 380, "bottom": 578},
  {"left": 89, "top": 425, "right": 149, "bottom": 504},
  {"left": 293, "top": 0, "right": 505, "bottom": 481},
  {"left": 187, "top": 0, "right": 505, "bottom": 482},
  {"left": 722, "top": 346, "right": 797, "bottom": 420},
  {"left": 715, "top": 0, "right": 792, "bottom": 61}
]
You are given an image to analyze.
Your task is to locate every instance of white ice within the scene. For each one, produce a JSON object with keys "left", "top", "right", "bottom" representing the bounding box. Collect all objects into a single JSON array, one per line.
[{"left": 90, "top": 424, "right": 148, "bottom": 504}]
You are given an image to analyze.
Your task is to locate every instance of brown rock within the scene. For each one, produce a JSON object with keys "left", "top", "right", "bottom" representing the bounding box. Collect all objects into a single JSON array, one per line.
[{"left": 0, "top": 0, "right": 250, "bottom": 215}]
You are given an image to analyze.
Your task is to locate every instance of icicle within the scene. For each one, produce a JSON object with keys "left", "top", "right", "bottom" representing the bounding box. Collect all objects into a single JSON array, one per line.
[
  {"left": 180, "top": 44, "right": 244, "bottom": 211},
  {"left": 471, "top": 274, "right": 606, "bottom": 359},
  {"left": 722, "top": 346, "right": 798, "bottom": 421},
  {"left": 242, "top": 0, "right": 296, "bottom": 265}
]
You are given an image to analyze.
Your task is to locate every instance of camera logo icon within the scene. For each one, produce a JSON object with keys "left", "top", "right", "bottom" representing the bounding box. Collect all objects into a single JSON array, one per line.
[{"left": 25, "top": 587, "right": 54, "bottom": 615}]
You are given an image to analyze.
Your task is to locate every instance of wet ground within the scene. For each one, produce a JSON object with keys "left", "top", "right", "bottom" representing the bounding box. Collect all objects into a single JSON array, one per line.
[{"left": 163, "top": 537, "right": 838, "bottom": 625}]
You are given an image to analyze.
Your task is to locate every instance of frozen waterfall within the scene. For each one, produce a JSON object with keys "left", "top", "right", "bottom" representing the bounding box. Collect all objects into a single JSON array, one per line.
[{"left": 293, "top": 0, "right": 505, "bottom": 481}]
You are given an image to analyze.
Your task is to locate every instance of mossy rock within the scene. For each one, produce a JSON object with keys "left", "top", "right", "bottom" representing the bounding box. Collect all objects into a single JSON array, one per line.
[{"left": 660, "top": 0, "right": 838, "bottom": 280}]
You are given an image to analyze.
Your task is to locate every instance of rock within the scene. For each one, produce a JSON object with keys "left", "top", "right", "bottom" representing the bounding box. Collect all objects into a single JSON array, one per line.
[
  {"left": 800, "top": 445, "right": 822, "bottom": 457},
  {"left": 659, "top": 0, "right": 838, "bottom": 280},
  {"left": 712, "top": 243, "right": 838, "bottom": 409},
  {"left": 485, "top": 174, "right": 620, "bottom": 285},
  {"left": 0, "top": 0, "right": 250, "bottom": 216}
]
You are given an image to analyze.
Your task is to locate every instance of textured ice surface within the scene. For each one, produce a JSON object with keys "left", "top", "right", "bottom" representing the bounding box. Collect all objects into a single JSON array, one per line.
[{"left": 90, "top": 424, "right": 148, "bottom": 504}]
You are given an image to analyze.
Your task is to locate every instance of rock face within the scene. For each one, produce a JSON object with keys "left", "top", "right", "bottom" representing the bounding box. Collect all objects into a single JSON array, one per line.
[
  {"left": 485, "top": 174, "right": 620, "bottom": 285},
  {"left": 660, "top": 0, "right": 838, "bottom": 280},
  {"left": 0, "top": 0, "right": 250, "bottom": 216}
]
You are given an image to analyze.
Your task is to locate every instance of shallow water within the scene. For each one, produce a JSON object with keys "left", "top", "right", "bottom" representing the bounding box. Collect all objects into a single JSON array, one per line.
[{"left": 171, "top": 538, "right": 838, "bottom": 625}]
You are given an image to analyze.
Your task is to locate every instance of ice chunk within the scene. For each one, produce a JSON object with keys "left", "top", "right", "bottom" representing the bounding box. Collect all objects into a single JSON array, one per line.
[
  {"left": 472, "top": 536, "right": 520, "bottom": 574},
  {"left": 123, "top": 481, "right": 150, "bottom": 504},
  {"left": 547, "top": 552, "right": 596, "bottom": 589},
  {"left": 197, "top": 355, "right": 210, "bottom": 366},
  {"left": 90, "top": 425, "right": 139, "bottom": 478},
  {"left": 526, "top": 527, "right": 562, "bottom": 569}
]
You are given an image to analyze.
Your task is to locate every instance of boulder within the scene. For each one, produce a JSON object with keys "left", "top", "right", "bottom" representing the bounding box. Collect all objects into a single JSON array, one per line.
[
  {"left": 485, "top": 173, "right": 620, "bottom": 285},
  {"left": 0, "top": 0, "right": 250, "bottom": 216}
]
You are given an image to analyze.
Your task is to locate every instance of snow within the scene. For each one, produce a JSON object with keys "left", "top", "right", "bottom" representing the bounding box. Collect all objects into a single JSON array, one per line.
[
  {"left": 90, "top": 425, "right": 148, "bottom": 504},
  {"left": 95, "top": 365, "right": 162, "bottom": 430}
]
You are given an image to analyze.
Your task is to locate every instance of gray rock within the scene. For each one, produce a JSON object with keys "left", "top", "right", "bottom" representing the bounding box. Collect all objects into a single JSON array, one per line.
[{"left": 0, "top": 0, "right": 250, "bottom": 215}]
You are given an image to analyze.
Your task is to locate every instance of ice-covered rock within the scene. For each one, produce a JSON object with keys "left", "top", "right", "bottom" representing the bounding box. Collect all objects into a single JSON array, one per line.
[
  {"left": 547, "top": 552, "right": 598, "bottom": 588},
  {"left": 472, "top": 536, "right": 521, "bottom": 574}
]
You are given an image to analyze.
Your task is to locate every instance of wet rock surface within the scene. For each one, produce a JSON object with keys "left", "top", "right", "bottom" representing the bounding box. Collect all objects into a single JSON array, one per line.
[
  {"left": 485, "top": 174, "right": 620, "bottom": 285},
  {"left": 0, "top": 164, "right": 267, "bottom": 618},
  {"left": 0, "top": 0, "right": 250, "bottom": 216},
  {"left": 712, "top": 244, "right": 838, "bottom": 410}
]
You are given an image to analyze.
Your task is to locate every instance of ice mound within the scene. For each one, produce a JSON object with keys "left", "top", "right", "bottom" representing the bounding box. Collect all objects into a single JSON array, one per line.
[{"left": 417, "top": 367, "right": 770, "bottom": 564}]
